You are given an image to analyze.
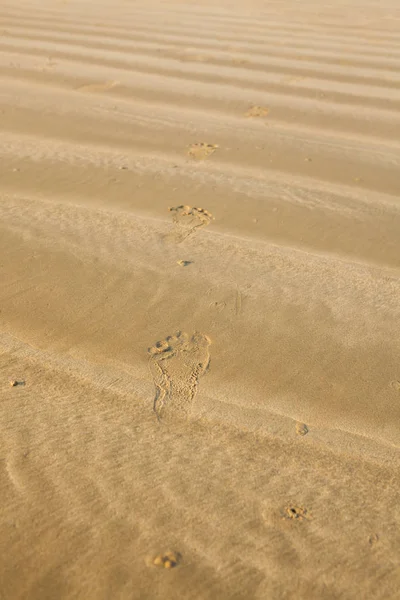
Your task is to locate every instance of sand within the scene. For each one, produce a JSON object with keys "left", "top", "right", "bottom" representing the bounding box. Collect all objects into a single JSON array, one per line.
[{"left": 1, "top": 0, "right": 400, "bottom": 597}]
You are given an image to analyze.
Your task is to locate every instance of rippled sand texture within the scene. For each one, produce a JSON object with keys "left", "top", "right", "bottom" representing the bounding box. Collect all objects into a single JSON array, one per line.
[{"left": 1, "top": 0, "right": 400, "bottom": 598}]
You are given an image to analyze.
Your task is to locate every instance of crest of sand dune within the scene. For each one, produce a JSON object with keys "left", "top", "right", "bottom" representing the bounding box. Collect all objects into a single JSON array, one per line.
[{"left": 1, "top": 0, "right": 400, "bottom": 598}]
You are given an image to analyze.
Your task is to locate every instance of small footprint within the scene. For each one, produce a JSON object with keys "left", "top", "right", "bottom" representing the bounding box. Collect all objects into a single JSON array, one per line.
[
  {"left": 231, "top": 58, "right": 249, "bottom": 65},
  {"left": 245, "top": 106, "right": 269, "bottom": 118},
  {"left": 206, "top": 286, "right": 243, "bottom": 318},
  {"left": 168, "top": 205, "right": 214, "bottom": 242},
  {"left": 148, "top": 332, "right": 211, "bottom": 420},
  {"left": 188, "top": 142, "right": 218, "bottom": 160}
]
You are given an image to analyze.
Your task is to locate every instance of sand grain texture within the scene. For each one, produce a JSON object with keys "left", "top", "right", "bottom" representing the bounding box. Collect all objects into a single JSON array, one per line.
[{"left": 1, "top": 0, "right": 400, "bottom": 598}]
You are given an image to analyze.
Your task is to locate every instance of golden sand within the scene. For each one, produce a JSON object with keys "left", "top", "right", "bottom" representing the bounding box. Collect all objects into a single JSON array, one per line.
[{"left": 1, "top": 0, "right": 400, "bottom": 597}]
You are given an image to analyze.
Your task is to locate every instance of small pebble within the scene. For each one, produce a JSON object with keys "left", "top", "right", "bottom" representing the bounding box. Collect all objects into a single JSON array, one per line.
[
  {"left": 296, "top": 422, "right": 309, "bottom": 436},
  {"left": 152, "top": 551, "right": 180, "bottom": 569}
]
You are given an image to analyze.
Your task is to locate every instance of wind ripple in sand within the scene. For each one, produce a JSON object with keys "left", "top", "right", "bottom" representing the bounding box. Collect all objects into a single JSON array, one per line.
[{"left": 1, "top": 1, "right": 400, "bottom": 598}]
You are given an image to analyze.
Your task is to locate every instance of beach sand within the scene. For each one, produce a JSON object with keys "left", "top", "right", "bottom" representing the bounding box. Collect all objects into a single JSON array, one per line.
[{"left": 1, "top": 0, "right": 400, "bottom": 597}]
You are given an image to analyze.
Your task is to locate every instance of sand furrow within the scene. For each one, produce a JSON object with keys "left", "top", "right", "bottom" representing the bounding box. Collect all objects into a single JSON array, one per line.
[
  {"left": 3, "top": 31, "right": 400, "bottom": 94},
  {"left": 3, "top": 6, "right": 400, "bottom": 51},
  {"left": 3, "top": 14, "right": 400, "bottom": 64},
  {"left": 4, "top": 25, "right": 400, "bottom": 76},
  {"left": 2, "top": 50, "right": 400, "bottom": 125}
]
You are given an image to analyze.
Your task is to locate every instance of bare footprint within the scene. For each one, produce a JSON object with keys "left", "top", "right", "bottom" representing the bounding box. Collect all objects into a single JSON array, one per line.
[
  {"left": 148, "top": 331, "right": 211, "bottom": 420},
  {"left": 167, "top": 205, "right": 214, "bottom": 243},
  {"left": 188, "top": 142, "right": 218, "bottom": 160},
  {"left": 245, "top": 105, "right": 269, "bottom": 118}
]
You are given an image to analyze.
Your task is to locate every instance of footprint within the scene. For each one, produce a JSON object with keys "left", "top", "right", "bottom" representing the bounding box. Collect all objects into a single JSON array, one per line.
[
  {"left": 206, "top": 285, "right": 243, "bottom": 318},
  {"left": 148, "top": 332, "right": 211, "bottom": 420},
  {"left": 187, "top": 142, "right": 218, "bottom": 160},
  {"left": 76, "top": 80, "right": 119, "bottom": 93},
  {"left": 168, "top": 205, "right": 214, "bottom": 242},
  {"left": 231, "top": 58, "right": 249, "bottom": 65},
  {"left": 245, "top": 106, "right": 269, "bottom": 118}
]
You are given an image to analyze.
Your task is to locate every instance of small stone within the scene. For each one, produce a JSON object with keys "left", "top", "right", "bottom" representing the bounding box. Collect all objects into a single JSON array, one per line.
[
  {"left": 285, "top": 506, "right": 308, "bottom": 520},
  {"left": 152, "top": 551, "right": 180, "bottom": 568},
  {"left": 10, "top": 380, "right": 18, "bottom": 387},
  {"left": 296, "top": 422, "right": 308, "bottom": 436}
]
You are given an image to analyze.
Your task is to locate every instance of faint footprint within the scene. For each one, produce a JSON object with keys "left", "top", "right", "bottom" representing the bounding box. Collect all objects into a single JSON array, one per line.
[
  {"left": 245, "top": 105, "right": 269, "bottom": 118},
  {"left": 148, "top": 332, "right": 211, "bottom": 420},
  {"left": 167, "top": 205, "right": 214, "bottom": 242},
  {"left": 231, "top": 58, "right": 249, "bottom": 65},
  {"left": 188, "top": 142, "right": 218, "bottom": 160},
  {"left": 206, "top": 286, "right": 243, "bottom": 317},
  {"left": 76, "top": 80, "right": 119, "bottom": 93},
  {"left": 281, "top": 75, "right": 306, "bottom": 85}
]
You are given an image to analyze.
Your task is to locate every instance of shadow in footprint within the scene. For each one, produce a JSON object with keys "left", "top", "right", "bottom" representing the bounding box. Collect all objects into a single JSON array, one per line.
[{"left": 148, "top": 331, "right": 211, "bottom": 421}]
